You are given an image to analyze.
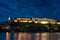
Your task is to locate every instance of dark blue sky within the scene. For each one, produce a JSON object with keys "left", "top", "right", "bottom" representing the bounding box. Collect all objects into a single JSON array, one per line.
[{"left": 0, "top": 0, "right": 59, "bottom": 21}]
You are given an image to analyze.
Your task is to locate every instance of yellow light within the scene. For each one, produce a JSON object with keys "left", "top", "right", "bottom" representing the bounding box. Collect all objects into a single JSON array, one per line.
[
  {"left": 50, "top": 22, "right": 56, "bottom": 24},
  {"left": 20, "top": 21, "right": 28, "bottom": 22},
  {"left": 28, "top": 21, "right": 32, "bottom": 23},
  {"left": 40, "top": 21, "right": 48, "bottom": 24},
  {"left": 34, "top": 21, "right": 38, "bottom": 23},
  {"left": 14, "top": 20, "right": 17, "bottom": 22},
  {"left": 57, "top": 22, "right": 60, "bottom": 24}
]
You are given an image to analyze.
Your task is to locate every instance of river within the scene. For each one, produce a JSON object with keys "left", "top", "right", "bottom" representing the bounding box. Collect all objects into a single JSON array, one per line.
[{"left": 0, "top": 32, "right": 60, "bottom": 40}]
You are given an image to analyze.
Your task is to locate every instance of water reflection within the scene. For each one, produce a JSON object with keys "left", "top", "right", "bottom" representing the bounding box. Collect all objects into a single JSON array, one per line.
[
  {"left": 41, "top": 33, "right": 49, "bottom": 40},
  {"left": 35, "top": 33, "right": 40, "bottom": 40},
  {"left": 49, "top": 33, "right": 57, "bottom": 40},
  {"left": 6, "top": 32, "right": 10, "bottom": 40},
  {"left": 14, "top": 33, "right": 18, "bottom": 40},
  {"left": 18, "top": 33, "right": 23, "bottom": 40},
  {"left": 5, "top": 32, "right": 60, "bottom": 40}
]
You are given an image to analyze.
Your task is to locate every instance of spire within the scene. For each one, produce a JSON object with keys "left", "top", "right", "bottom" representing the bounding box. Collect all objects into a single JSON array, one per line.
[
  {"left": 8, "top": 17, "right": 12, "bottom": 22},
  {"left": 8, "top": 17, "right": 11, "bottom": 21}
]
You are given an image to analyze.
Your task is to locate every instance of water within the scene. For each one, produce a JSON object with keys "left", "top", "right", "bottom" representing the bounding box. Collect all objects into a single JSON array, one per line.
[{"left": 0, "top": 32, "right": 60, "bottom": 40}]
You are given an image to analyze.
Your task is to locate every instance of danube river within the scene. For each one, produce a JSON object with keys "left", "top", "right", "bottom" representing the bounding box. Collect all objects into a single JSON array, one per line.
[{"left": 0, "top": 32, "right": 60, "bottom": 40}]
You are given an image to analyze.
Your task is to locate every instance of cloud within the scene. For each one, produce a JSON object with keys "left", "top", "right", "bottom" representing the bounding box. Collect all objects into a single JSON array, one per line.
[{"left": 0, "top": 0, "right": 59, "bottom": 21}]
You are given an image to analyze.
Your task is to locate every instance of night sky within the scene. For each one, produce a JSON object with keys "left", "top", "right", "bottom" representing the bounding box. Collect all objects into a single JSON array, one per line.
[{"left": 0, "top": 0, "right": 59, "bottom": 21}]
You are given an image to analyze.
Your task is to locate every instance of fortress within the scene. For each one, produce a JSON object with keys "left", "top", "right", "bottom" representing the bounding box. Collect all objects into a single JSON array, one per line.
[
  {"left": 13, "top": 17, "right": 57, "bottom": 24},
  {"left": 0, "top": 17, "right": 59, "bottom": 32}
]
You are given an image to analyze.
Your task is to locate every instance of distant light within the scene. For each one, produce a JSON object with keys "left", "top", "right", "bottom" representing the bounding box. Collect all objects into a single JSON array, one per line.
[
  {"left": 34, "top": 21, "right": 38, "bottom": 23},
  {"left": 14, "top": 20, "right": 17, "bottom": 22},
  {"left": 57, "top": 22, "right": 60, "bottom": 24},
  {"left": 40, "top": 21, "right": 48, "bottom": 24},
  {"left": 28, "top": 21, "right": 32, "bottom": 23},
  {"left": 20, "top": 21, "right": 28, "bottom": 22}
]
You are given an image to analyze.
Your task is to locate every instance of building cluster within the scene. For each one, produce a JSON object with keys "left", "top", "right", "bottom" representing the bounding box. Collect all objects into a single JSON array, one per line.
[
  {"left": 13, "top": 17, "right": 60, "bottom": 24},
  {"left": 1, "top": 17, "right": 60, "bottom": 32}
]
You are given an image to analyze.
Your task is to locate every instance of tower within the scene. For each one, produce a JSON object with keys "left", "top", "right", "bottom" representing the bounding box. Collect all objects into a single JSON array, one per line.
[
  {"left": 7, "top": 17, "right": 12, "bottom": 30},
  {"left": 8, "top": 17, "right": 12, "bottom": 22},
  {"left": 8, "top": 17, "right": 11, "bottom": 21}
]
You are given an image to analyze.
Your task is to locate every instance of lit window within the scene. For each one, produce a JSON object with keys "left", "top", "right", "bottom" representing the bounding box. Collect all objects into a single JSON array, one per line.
[
  {"left": 50, "top": 22, "right": 56, "bottom": 24},
  {"left": 20, "top": 20, "right": 28, "bottom": 22},
  {"left": 40, "top": 21, "right": 48, "bottom": 24},
  {"left": 28, "top": 21, "right": 32, "bottom": 23},
  {"left": 34, "top": 21, "right": 38, "bottom": 23},
  {"left": 14, "top": 20, "right": 17, "bottom": 22},
  {"left": 57, "top": 22, "right": 60, "bottom": 24}
]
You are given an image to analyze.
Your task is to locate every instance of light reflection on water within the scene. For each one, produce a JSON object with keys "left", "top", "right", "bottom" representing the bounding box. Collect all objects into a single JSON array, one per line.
[
  {"left": 6, "top": 32, "right": 10, "bottom": 40},
  {"left": 5, "top": 32, "right": 60, "bottom": 40}
]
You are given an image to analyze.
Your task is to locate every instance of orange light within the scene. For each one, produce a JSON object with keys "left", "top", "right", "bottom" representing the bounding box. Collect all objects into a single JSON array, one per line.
[
  {"left": 50, "top": 22, "right": 56, "bottom": 24},
  {"left": 20, "top": 21, "right": 28, "bottom": 22}
]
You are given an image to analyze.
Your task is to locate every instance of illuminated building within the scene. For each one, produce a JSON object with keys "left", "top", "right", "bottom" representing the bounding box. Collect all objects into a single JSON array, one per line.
[
  {"left": 14, "top": 18, "right": 32, "bottom": 23},
  {"left": 13, "top": 18, "right": 57, "bottom": 24}
]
